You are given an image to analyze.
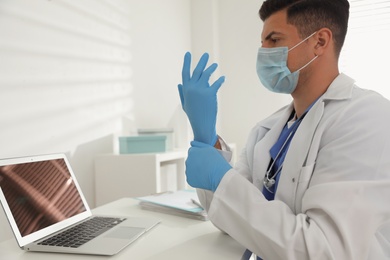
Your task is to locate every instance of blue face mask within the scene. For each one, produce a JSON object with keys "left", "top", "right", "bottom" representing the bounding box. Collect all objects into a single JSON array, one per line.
[{"left": 256, "top": 32, "right": 317, "bottom": 94}]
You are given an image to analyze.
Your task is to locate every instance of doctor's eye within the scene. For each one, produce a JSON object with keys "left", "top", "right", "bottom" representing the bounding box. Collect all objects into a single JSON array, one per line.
[{"left": 270, "top": 38, "right": 281, "bottom": 45}]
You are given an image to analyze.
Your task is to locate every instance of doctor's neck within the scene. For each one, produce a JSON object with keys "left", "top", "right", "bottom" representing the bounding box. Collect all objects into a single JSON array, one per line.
[{"left": 291, "top": 66, "right": 339, "bottom": 118}]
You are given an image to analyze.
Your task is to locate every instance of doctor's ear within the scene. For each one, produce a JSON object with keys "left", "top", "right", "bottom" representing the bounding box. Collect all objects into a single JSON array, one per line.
[{"left": 313, "top": 28, "right": 332, "bottom": 56}]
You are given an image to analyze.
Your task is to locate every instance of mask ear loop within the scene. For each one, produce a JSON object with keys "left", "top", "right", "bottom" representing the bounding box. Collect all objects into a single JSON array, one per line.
[
  {"left": 288, "top": 31, "right": 318, "bottom": 52},
  {"left": 296, "top": 55, "right": 318, "bottom": 72},
  {"left": 288, "top": 31, "right": 318, "bottom": 73}
]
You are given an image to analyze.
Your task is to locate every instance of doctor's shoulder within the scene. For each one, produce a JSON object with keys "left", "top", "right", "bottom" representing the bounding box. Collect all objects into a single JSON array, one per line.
[
  {"left": 348, "top": 86, "right": 390, "bottom": 119},
  {"left": 321, "top": 80, "right": 390, "bottom": 123},
  {"left": 314, "top": 84, "right": 390, "bottom": 151}
]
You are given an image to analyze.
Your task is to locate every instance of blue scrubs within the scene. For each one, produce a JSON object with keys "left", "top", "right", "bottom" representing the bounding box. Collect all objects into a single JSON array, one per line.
[{"left": 262, "top": 112, "right": 303, "bottom": 201}]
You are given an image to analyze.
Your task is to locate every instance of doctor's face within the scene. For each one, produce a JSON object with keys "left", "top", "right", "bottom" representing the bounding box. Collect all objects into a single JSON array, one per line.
[{"left": 261, "top": 9, "right": 313, "bottom": 74}]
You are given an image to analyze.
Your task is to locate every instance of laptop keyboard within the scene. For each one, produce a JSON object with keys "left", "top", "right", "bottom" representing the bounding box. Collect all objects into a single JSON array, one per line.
[{"left": 38, "top": 216, "right": 126, "bottom": 248}]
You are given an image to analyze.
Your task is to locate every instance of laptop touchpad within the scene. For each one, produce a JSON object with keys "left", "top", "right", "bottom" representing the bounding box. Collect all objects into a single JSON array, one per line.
[{"left": 105, "top": 227, "right": 145, "bottom": 239}]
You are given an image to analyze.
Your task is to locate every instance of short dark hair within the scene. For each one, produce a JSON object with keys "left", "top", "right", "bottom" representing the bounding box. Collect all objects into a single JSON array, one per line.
[{"left": 259, "top": 0, "right": 350, "bottom": 57}]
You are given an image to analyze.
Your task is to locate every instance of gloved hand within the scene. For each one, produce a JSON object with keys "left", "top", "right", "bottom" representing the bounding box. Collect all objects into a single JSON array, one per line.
[
  {"left": 186, "top": 141, "right": 232, "bottom": 192},
  {"left": 178, "top": 52, "right": 225, "bottom": 146}
]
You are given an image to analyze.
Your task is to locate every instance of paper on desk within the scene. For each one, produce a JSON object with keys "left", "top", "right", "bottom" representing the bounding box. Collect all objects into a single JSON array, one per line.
[{"left": 136, "top": 190, "right": 204, "bottom": 213}]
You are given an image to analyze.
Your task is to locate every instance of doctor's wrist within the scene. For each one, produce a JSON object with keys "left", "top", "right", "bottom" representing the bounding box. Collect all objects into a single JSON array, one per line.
[{"left": 214, "top": 139, "right": 222, "bottom": 150}]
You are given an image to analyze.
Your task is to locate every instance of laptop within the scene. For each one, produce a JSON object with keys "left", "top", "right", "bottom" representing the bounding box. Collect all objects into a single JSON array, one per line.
[{"left": 0, "top": 153, "right": 160, "bottom": 256}]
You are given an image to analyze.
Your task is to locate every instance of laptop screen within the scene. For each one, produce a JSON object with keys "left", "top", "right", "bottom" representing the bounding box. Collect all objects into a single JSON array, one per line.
[{"left": 0, "top": 158, "right": 87, "bottom": 237}]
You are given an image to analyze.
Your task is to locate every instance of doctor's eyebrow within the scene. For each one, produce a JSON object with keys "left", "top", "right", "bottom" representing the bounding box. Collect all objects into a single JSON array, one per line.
[{"left": 262, "top": 31, "right": 283, "bottom": 43}]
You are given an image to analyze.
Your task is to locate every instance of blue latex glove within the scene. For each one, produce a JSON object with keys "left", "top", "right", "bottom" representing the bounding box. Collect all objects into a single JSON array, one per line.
[
  {"left": 178, "top": 52, "right": 225, "bottom": 146},
  {"left": 186, "top": 141, "right": 232, "bottom": 192}
]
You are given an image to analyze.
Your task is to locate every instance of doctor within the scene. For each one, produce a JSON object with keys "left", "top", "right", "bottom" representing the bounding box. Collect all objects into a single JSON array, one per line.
[{"left": 178, "top": 0, "right": 390, "bottom": 259}]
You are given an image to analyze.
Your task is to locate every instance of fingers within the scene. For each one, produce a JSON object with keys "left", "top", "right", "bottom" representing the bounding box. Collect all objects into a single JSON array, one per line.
[
  {"left": 210, "top": 76, "right": 226, "bottom": 91},
  {"left": 182, "top": 52, "right": 191, "bottom": 84},
  {"left": 182, "top": 52, "right": 211, "bottom": 83},
  {"left": 177, "top": 84, "right": 185, "bottom": 108},
  {"left": 192, "top": 53, "right": 209, "bottom": 81},
  {"left": 202, "top": 63, "right": 218, "bottom": 78},
  {"left": 181, "top": 52, "right": 224, "bottom": 89}
]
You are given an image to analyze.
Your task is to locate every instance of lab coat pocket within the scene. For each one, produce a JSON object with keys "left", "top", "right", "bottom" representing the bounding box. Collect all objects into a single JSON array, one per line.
[{"left": 294, "top": 163, "right": 315, "bottom": 213}]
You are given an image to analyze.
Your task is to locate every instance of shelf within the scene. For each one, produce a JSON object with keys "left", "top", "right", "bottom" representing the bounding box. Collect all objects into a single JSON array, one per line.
[{"left": 94, "top": 150, "right": 187, "bottom": 206}]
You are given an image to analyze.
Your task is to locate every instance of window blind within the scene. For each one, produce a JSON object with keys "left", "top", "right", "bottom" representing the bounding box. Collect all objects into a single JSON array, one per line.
[
  {"left": 340, "top": 0, "right": 390, "bottom": 98},
  {"left": 0, "top": 0, "right": 133, "bottom": 154}
]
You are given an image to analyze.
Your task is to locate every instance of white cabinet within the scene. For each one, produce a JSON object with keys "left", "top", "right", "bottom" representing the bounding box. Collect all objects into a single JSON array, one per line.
[{"left": 94, "top": 150, "right": 187, "bottom": 206}]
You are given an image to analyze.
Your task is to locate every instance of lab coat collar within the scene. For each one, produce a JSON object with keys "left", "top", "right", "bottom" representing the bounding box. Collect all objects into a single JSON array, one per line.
[
  {"left": 321, "top": 73, "right": 356, "bottom": 101},
  {"left": 259, "top": 104, "right": 294, "bottom": 131},
  {"left": 259, "top": 73, "right": 355, "bottom": 131}
]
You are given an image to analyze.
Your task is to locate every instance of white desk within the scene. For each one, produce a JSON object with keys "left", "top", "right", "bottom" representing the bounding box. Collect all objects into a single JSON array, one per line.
[{"left": 0, "top": 198, "right": 246, "bottom": 259}]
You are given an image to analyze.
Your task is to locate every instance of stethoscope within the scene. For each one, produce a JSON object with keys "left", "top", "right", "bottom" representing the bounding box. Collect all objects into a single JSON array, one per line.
[
  {"left": 262, "top": 94, "right": 319, "bottom": 194},
  {"left": 262, "top": 130, "right": 295, "bottom": 193}
]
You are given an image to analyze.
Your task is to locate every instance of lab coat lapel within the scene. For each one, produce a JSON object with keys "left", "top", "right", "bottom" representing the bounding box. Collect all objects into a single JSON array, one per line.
[
  {"left": 275, "top": 100, "right": 325, "bottom": 212},
  {"left": 252, "top": 104, "right": 294, "bottom": 188}
]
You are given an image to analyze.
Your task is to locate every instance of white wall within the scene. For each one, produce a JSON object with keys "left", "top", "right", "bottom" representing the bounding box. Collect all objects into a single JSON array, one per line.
[
  {"left": 339, "top": 0, "right": 390, "bottom": 99},
  {"left": 0, "top": 0, "right": 191, "bottom": 243},
  {"left": 130, "top": 1, "right": 191, "bottom": 130}
]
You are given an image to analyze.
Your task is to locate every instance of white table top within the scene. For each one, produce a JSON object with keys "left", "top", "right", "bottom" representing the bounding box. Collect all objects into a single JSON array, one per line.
[{"left": 0, "top": 198, "right": 246, "bottom": 260}]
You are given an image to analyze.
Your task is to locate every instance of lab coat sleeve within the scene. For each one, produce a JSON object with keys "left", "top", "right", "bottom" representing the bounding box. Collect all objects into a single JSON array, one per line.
[
  {"left": 204, "top": 91, "right": 390, "bottom": 259},
  {"left": 209, "top": 166, "right": 390, "bottom": 259}
]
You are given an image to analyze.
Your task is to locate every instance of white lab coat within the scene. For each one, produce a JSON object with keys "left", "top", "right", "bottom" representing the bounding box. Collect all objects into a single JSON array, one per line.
[{"left": 197, "top": 73, "right": 390, "bottom": 260}]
